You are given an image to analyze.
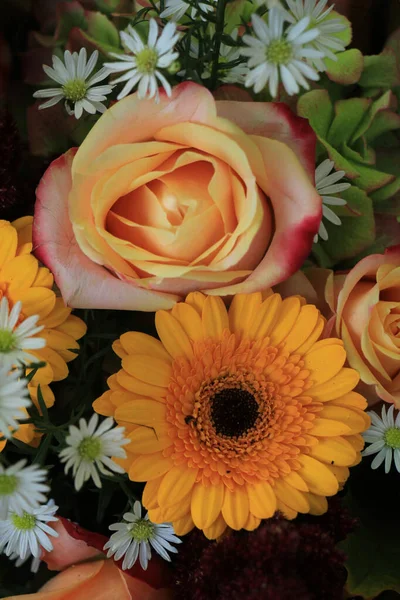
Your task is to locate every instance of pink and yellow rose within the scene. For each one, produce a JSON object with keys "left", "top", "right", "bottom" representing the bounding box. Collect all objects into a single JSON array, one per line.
[
  {"left": 33, "top": 82, "right": 321, "bottom": 311},
  {"left": 333, "top": 247, "right": 400, "bottom": 407}
]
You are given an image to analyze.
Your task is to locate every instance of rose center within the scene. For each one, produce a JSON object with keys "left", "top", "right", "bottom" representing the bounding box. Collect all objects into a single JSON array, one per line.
[
  {"left": 384, "top": 427, "right": 400, "bottom": 449},
  {"left": 12, "top": 512, "right": 36, "bottom": 530},
  {"left": 210, "top": 388, "right": 259, "bottom": 438},
  {"left": 78, "top": 437, "right": 102, "bottom": 461},
  {"left": 129, "top": 518, "right": 154, "bottom": 542},
  {"left": 136, "top": 48, "right": 159, "bottom": 74},
  {"left": 0, "top": 474, "right": 18, "bottom": 496},
  {"left": 0, "top": 330, "right": 16, "bottom": 353},
  {"left": 62, "top": 79, "right": 88, "bottom": 102},
  {"left": 266, "top": 40, "right": 292, "bottom": 65}
]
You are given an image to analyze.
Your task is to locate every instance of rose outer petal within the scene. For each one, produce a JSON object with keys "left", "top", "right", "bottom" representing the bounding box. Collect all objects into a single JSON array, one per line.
[{"left": 33, "top": 150, "right": 179, "bottom": 311}]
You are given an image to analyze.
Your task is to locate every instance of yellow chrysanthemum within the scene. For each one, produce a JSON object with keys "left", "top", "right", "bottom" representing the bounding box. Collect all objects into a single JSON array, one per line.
[
  {"left": 0, "top": 218, "right": 87, "bottom": 449},
  {"left": 94, "top": 291, "right": 370, "bottom": 539}
]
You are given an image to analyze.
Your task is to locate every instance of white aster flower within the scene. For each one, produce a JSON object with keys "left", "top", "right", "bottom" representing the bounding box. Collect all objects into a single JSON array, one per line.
[
  {"left": 59, "top": 413, "right": 129, "bottom": 491},
  {"left": 10, "top": 551, "right": 41, "bottom": 573},
  {"left": 161, "top": 0, "right": 216, "bottom": 21},
  {"left": 104, "top": 19, "right": 179, "bottom": 102},
  {"left": 0, "top": 500, "right": 58, "bottom": 560},
  {"left": 0, "top": 298, "right": 45, "bottom": 369},
  {"left": 33, "top": 48, "right": 113, "bottom": 119},
  {"left": 241, "top": 9, "right": 323, "bottom": 97},
  {"left": 0, "top": 365, "right": 31, "bottom": 437},
  {"left": 0, "top": 459, "right": 50, "bottom": 519},
  {"left": 104, "top": 501, "right": 181, "bottom": 571},
  {"left": 314, "top": 159, "right": 350, "bottom": 242},
  {"left": 363, "top": 405, "right": 400, "bottom": 474},
  {"left": 284, "top": 0, "right": 347, "bottom": 70}
]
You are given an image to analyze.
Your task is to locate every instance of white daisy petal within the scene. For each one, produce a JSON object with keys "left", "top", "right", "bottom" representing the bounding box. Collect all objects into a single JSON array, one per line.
[{"left": 362, "top": 405, "right": 400, "bottom": 475}]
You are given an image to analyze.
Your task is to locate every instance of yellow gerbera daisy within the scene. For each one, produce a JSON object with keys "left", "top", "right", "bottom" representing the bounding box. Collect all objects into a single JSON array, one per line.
[
  {"left": 94, "top": 291, "right": 369, "bottom": 539},
  {"left": 0, "top": 218, "right": 87, "bottom": 449}
]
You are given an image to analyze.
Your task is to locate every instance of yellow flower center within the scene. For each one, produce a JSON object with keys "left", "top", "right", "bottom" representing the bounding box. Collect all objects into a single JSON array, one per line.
[
  {"left": 129, "top": 519, "right": 154, "bottom": 542},
  {"left": 62, "top": 79, "right": 88, "bottom": 102},
  {"left": 12, "top": 512, "right": 36, "bottom": 530},
  {"left": 136, "top": 48, "right": 159, "bottom": 74},
  {"left": 384, "top": 427, "right": 400, "bottom": 449},
  {"left": 266, "top": 40, "right": 292, "bottom": 65},
  {"left": 0, "top": 474, "right": 18, "bottom": 496},
  {"left": 78, "top": 437, "right": 102, "bottom": 461},
  {"left": 0, "top": 330, "right": 16, "bottom": 353}
]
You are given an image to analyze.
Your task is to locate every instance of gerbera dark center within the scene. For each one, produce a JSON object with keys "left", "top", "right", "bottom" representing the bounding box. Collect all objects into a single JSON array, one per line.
[{"left": 210, "top": 388, "right": 259, "bottom": 438}]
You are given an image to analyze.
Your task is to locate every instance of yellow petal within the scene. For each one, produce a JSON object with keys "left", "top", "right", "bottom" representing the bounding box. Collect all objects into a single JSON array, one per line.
[
  {"left": 318, "top": 405, "right": 369, "bottom": 434},
  {"left": 162, "top": 494, "right": 192, "bottom": 521},
  {"left": 307, "top": 368, "right": 360, "bottom": 401},
  {"left": 310, "top": 417, "right": 352, "bottom": 436},
  {"left": 244, "top": 513, "right": 261, "bottom": 531},
  {"left": 202, "top": 296, "right": 229, "bottom": 339},
  {"left": 0, "top": 222, "right": 17, "bottom": 268},
  {"left": 127, "top": 423, "right": 172, "bottom": 454},
  {"left": 119, "top": 332, "right": 171, "bottom": 362},
  {"left": 40, "top": 329, "right": 79, "bottom": 361},
  {"left": 328, "top": 464, "right": 350, "bottom": 486},
  {"left": 273, "top": 479, "right": 310, "bottom": 514},
  {"left": 129, "top": 453, "right": 173, "bottom": 481},
  {"left": 115, "top": 399, "right": 166, "bottom": 425},
  {"left": 295, "top": 316, "right": 325, "bottom": 355},
  {"left": 32, "top": 267, "right": 53, "bottom": 289},
  {"left": 10, "top": 287, "right": 55, "bottom": 320},
  {"left": 282, "top": 304, "right": 320, "bottom": 353},
  {"left": 142, "top": 477, "right": 163, "bottom": 510},
  {"left": 34, "top": 347, "right": 68, "bottom": 381},
  {"left": 331, "top": 391, "right": 368, "bottom": 411},
  {"left": 172, "top": 303, "right": 203, "bottom": 342},
  {"left": 116, "top": 370, "right": 166, "bottom": 399},
  {"left": 185, "top": 292, "right": 206, "bottom": 316},
  {"left": 203, "top": 513, "right": 227, "bottom": 539},
  {"left": 55, "top": 315, "right": 87, "bottom": 341},
  {"left": 155, "top": 311, "right": 194, "bottom": 359},
  {"left": 270, "top": 297, "right": 302, "bottom": 345},
  {"left": 247, "top": 480, "right": 277, "bottom": 519},
  {"left": 298, "top": 454, "right": 339, "bottom": 496},
  {"left": 229, "top": 292, "right": 262, "bottom": 338},
  {"left": 247, "top": 294, "right": 282, "bottom": 340},
  {"left": 283, "top": 470, "right": 309, "bottom": 492},
  {"left": 309, "top": 436, "right": 357, "bottom": 467},
  {"left": 0, "top": 255, "right": 38, "bottom": 292},
  {"left": 304, "top": 342, "right": 347, "bottom": 387},
  {"left": 276, "top": 498, "right": 297, "bottom": 520},
  {"left": 158, "top": 465, "right": 198, "bottom": 507},
  {"left": 112, "top": 340, "right": 127, "bottom": 359},
  {"left": 305, "top": 492, "right": 328, "bottom": 515},
  {"left": 41, "top": 299, "right": 71, "bottom": 329},
  {"left": 173, "top": 514, "right": 194, "bottom": 536},
  {"left": 122, "top": 355, "right": 171, "bottom": 388},
  {"left": 191, "top": 481, "right": 225, "bottom": 529},
  {"left": 221, "top": 486, "right": 249, "bottom": 530},
  {"left": 93, "top": 391, "right": 115, "bottom": 417}
]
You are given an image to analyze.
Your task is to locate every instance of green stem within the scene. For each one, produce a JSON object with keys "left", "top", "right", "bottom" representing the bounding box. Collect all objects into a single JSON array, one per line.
[{"left": 210, "top": 0, "right": 227, "bottom": 90}]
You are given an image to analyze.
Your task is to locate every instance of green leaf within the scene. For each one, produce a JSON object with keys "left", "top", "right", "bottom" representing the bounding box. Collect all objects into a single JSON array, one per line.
[
  {"left": 351, "top": 90, "right": 392, "bottom": 143},
  {"left": 345, "top": 161, "right": 394, "bottom": 193},
  {"left": 297, "top": 90, "right": 333, "bottom": 138},
  {"left": 225, "top": 0, "right": 248, "bottom": 33},
  {"left": 325, "top": 49, "right": 363, "bottom": 85},
  {"left": 36, "top": 385, "right": 49, "bottom": 420},
  {"left": 359, "top": 52, "right": 398, "bottom": 89},
  {"left": 327, "top": 97, "right": 370, "bottom": 146},
  {"left": 314, "top": 186, "right": 375, "bottom": 267},
  {"left": 86, "top": 12, "right": 120, "bottom": 49},
  {"left": 365, "top": 110, "right": 400, "bottom": 144}
]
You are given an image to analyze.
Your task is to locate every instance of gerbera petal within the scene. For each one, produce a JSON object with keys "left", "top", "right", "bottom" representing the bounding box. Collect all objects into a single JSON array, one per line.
[{"left": 191, "top": 481, "right": 225, "bottom": 529}]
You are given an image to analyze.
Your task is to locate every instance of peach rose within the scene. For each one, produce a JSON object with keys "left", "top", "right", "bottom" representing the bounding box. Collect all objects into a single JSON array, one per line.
[
  {"left": 5, "top": 561, "right": 171, "bottom": 600},
  {"left": 33, "top": 82, "right": 321, "bottom": 311},
  {"left": 333, "top": 247, "right": 400, "bottom": 406},
  {"left": 4, "top": 517, "right": 172, "bottom": 600}
]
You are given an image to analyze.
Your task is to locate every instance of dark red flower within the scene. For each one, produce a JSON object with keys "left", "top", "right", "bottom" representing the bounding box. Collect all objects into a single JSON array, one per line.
[{"left": 172, "top": 500, "right": 356, "bottom": 600}]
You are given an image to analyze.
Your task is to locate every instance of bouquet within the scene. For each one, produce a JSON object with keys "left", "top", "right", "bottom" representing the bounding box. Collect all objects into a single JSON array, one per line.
[{"left": 0, "top": 0, "right": 400, "bottom": 597}]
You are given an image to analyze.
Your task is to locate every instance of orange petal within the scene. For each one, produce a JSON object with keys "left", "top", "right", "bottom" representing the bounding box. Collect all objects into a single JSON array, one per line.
[
  {"left": 221, "top": 486, "right": 249, "bottom": 530},
  {"left": 191, "top": 481, "right": 225, "bottom": 529},
  {"left": 155, "top": 311, "right": 194, "bottom": 360},
  {"left": 298, "top": 454, "right": 339, "bottom": 496},
  {"left": 247, "top": 480, "right": 277, "bottom": 519},
  {"left": 129, "top": 453, "right": 173, "bottom": 481},
  {"left": 273, "top": 479, "right": 310, "bottom": 514},
  {"left": 158, "top": 465, "right": 198, "bottom": 507},
  {"left": 202, "top": 296, "right": 229, "bottom": 339}
]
